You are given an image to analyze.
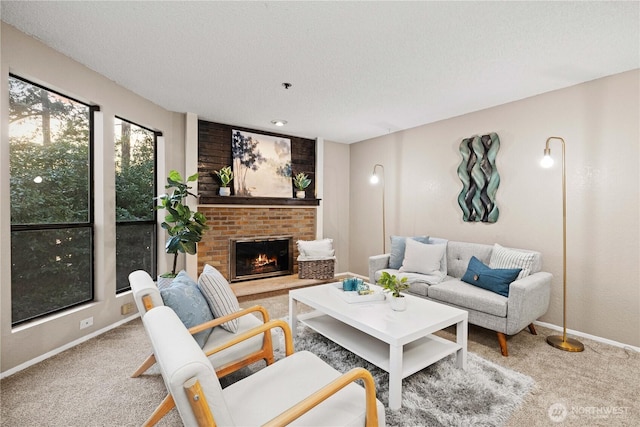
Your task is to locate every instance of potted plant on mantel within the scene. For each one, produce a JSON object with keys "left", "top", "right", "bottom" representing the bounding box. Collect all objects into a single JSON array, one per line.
[
  {"left": 156, "top": 170, "right": 209, "bottom": 287},
  {"left": 214, "top": 166, "right": 234, "bottom": 196},
  {"left": 293, "top": 172, "right": 311, "bottom": 198},
  {"left": 377, "top": 271, "right": 410, "bottom": 311}
]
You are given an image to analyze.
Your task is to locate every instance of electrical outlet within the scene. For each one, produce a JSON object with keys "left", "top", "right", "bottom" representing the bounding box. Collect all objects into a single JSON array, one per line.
[
  {"left": 121, "top": 302, "right": 135, "bottom": 315},
  {"left": 80, "top": 317, "right": 93, "bottom": 329}
]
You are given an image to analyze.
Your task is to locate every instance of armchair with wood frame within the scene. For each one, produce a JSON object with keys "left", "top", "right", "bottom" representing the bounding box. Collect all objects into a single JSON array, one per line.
[
  {"left": 143, "top": 305, "right": 385, "bottom": 426},
  {"left": 128, "top": 270, "right": 276, "bottom": 426}
]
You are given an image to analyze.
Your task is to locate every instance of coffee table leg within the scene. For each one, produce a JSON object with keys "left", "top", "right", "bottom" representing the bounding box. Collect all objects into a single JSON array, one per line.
[
  {"left": 388, "top": 344, "right": 403, "bottom": 410},
  {"left": 289, "top": 295, "right": 298, "bottom": 337},
  {"left": 456, "top": 317, "right": 468, "bottom": 369}
]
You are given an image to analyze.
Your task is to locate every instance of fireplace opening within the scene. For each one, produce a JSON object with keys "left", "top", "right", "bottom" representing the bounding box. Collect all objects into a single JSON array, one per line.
[{"left": 230, "top": 236, "right": 293, "bottom": 282}]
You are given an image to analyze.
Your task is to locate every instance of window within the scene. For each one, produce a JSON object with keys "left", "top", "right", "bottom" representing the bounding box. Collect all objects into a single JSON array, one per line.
[
  {"left": 114, "top": 117, "right": 157, "bottom": 293},
  {"left": 9, "top": 75, "right": 95, "bottom": 325}
]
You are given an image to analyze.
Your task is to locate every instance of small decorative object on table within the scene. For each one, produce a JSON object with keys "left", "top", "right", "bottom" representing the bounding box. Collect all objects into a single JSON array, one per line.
[
  {"left": 331, "top": 281, "right": 384, "bottom": 303},
  {"left": 377, "top": 271, "right": 410, "bottom": 311}
]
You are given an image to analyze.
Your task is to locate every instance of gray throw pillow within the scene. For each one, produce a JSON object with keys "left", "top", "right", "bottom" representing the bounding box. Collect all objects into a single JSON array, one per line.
[
  {"left": 197, "top": 264, "right": 241, "bottom": 333},
  {"left": 389, "top": 235, "right": 430, "bottom": 269}
]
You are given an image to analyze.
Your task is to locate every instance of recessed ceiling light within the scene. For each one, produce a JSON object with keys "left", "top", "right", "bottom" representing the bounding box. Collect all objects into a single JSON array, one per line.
[{"left": 271, "top": 120, "right": 287, "bottom": 126}]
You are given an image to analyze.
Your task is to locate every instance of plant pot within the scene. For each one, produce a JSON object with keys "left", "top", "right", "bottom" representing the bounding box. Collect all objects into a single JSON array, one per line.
[
  {"left": 295, "top": 190, "right": 306, "bottom": 199},
  {"left": 219, "top": 187, "right": 231, "bottom": 196},
  {"left": 389, "top": 295, "right": 406, "bottom": 311}
]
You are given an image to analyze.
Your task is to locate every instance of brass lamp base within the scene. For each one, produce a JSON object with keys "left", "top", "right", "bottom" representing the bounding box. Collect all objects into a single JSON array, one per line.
[{"left": 546, "top": 335, "right": 584, "bottom": 352}]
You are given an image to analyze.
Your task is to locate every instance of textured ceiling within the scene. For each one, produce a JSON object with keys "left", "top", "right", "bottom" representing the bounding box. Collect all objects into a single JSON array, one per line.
[{"left": 2, "top": 1, "right": 639, "bottom": 143}]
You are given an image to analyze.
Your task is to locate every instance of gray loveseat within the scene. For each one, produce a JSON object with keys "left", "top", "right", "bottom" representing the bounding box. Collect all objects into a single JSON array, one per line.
[{"left": 369, "top": 237, "right": 552, "bottom": 356}]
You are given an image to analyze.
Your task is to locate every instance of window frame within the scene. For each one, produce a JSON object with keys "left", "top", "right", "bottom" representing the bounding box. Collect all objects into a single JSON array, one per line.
[
  {"left": 9, "top": 74, "right": 98, "bottom": 326},
  {"left": 114, "top": 115, "right": 159, "bottom": 293}
]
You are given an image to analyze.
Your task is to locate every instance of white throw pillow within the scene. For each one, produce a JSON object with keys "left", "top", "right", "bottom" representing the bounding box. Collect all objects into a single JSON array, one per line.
[
  {"left": 399, "top": 238, "right": 446, "bottom": 275},
  {"left": 197, "top": 264, "right": 240, "bottom": 333},
  {"left": 489, "top": 243, "right": 535, "bottom": 280},
  {"left": 297, "top": 238, "right": 335, "bottom": 258}
]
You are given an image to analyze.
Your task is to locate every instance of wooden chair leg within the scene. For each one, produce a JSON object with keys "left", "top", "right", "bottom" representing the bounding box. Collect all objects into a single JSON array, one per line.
[
  {"left": 528, "top": 323, "right": 537, "bottom": 335},
  {"left": 142, "top": 394, "right": 175, "bottom": 427},
  {"left": 131, "top": 353, "right": 156, "bottom": 378},
  {"left": 497, "top": 332, "right": 508, "bottom": 357}
]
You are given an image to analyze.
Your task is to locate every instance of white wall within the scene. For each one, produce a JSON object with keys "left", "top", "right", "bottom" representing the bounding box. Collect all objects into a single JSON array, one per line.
[
  {"left": 0, "top": 23, "right": 186, "bottom": 372},
  {"left": 322, "top": 141, "right": 350, "bottom": 273},
  {"left": 349, "top": 70, "right": 640, "bottom": 347}
]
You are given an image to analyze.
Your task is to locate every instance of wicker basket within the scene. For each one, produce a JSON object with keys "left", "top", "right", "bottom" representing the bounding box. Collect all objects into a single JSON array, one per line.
[{"left": 298, "top": 258, "right": 335, "bottom": 280}]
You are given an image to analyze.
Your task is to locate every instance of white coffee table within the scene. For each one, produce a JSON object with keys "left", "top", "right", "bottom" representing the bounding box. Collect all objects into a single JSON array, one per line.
[{"left": 289, "top": 283, "right": 468, "bottom": 410}]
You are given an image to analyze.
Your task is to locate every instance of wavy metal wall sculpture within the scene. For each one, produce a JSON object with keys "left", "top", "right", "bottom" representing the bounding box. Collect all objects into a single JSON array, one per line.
[{"left": 457, "top": 133, "right": 500, "bottom": 223}]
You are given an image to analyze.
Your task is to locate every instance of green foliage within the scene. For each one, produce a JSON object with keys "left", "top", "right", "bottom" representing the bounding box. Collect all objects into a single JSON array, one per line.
[
  {"left": 156, "top": 170, "right": 209, "bottom": 276},
  {"left": 293, "top": 172, "right": 311, "bottom": 190},
  {"left": 214, "top": 165, "right": 234, "bottom": 187},
  {"left": 377, "top": 271, "right": 409, "bottom": 297}
]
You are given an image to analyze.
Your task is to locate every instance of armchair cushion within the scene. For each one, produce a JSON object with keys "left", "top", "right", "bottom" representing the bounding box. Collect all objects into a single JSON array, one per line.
[
  {"left": 198, "top": 264, "right": 241, "bottom": 333},
  {"left": 159, "top": 270, "right": 213, "bottom": 347},
  {"left": 222, "top": 350, "right": 385, "bottom": 426}
]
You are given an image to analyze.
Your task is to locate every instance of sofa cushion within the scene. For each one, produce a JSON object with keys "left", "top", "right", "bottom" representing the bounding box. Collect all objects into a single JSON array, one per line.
[
  {"left": 489, "top": 243, "right": 536, "bottom": 279},
  {"left": 461, "top": 256, "right": 521, "bottom": 297},
  {"left": 388, "top": 235, "right": 429, "bottom": 269},
  {"left": 198, "top": 264, "right": 241, "bottom": 333},
  {"left": 427, "top": 279, "right": 508, "bottom": 317},
  {"left": 446, "top": 241, "right": 493, "bottom": 278},
  {"left": 399, "top": 238, "right": 446, "bottom": 277},
  {"left": 159, "top": 270, "right": 214, "bottom": 347}
]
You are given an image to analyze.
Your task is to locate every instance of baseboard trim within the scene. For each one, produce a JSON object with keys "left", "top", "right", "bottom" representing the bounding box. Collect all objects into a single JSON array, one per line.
[
  {"left": 534, "top": 320, "right": 640, "bottom": 353},
  {"left": 1, "top": 314, "right": 140, "bottom": 379}
]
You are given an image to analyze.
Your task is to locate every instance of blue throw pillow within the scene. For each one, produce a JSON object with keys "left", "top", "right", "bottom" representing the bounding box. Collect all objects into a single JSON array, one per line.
[
  {"left": 461, "top": 256, "right": 521, "bottom": 297},
  {"left": 160, "top": 270, "right": 214, "bottom": 347},
  {"left": 389, "top": 235, "right": 430, "bottom": 269}
]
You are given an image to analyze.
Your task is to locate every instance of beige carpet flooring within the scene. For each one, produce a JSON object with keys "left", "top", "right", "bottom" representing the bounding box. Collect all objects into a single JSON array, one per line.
[{"left": 1, "top": 290, "right": 638, "bottom": 426}]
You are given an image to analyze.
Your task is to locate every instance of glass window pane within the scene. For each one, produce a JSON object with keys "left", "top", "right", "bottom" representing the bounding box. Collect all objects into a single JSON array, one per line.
[
  {"left": 11, "top": 228, "right": 93, "bottom": 325},
  {"left": 9, "top": 76, "right": 90, "bottom": 225},
  {"left": 114, "top": 118, "right": 155, "bottom": 221},
  {"left": 114, "top": 117, "right": 156, "bottom": 292},
  {"left": 116, "top": 223, "right": 155, "bottom": 293}
]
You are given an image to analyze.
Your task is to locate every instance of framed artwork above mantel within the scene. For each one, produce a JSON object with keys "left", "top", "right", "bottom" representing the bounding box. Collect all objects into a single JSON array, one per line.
[{"left": 197, "top": 120, "right": 318, "bottom": 205}]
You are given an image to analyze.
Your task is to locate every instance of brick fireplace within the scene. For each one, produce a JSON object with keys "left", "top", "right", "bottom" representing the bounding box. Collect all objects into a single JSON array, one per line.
[{"left": 197, "top": 206, "right": 317, "bottom": 281}]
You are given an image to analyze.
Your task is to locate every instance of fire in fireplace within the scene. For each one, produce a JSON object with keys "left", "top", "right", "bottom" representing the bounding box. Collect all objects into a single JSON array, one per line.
[{"left": 229, "top": 236, "right": 293, "bottom": 282}]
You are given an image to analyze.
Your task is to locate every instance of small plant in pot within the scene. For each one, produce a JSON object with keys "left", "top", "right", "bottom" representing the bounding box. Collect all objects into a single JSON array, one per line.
[
  {"left": 156, "top": 170, "right": 209, "bottom": 287},
  {"left": 377, "top": 271, "right": 410, "bottom": 311},
  {"left": 214, "top": 166, "right": 234, "bottom": 196},
  {"left": 293, "top": 172, "right": 311, "bottom": 198}
]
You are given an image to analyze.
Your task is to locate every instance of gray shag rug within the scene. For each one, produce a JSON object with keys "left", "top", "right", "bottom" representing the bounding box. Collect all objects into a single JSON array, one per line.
[{"left": 223, "top": 325, "right": 535, "bottom": 427}]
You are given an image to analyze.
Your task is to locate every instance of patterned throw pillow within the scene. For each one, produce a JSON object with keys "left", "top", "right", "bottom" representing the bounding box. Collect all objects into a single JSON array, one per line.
[
  {"left": 197, "top": 264, "right": 240, "bottom": 333},
  {"left": 388, "top": 235, "right": 430, "bottom": 269},
  {"left": 159, "top": 270, "right": 214, "bottom": 347},
  {"left": 489, "top": 243, "right": 535, "bottom": 280}
]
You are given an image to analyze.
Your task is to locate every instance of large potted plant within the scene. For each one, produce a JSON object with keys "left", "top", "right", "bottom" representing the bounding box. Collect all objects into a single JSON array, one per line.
[
  {"left": 214, "top": 166, "right": 234, "bottom": 196},
  {"left": 293, "top": 172, "right": 311, "bottom": 198},
  {"left": 377, "top": 271, "right": 410, "bottom": 311},
  {"left": 156, "top": 170, "right": 209, "bottom": 286}
]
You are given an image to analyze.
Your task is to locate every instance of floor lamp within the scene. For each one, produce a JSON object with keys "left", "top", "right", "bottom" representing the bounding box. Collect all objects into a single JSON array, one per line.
[
  {"left": 541, "top": 136, "right": 584, "bottom": 352},
  {"left": 370, "top": 164, "right": 385, "bottom": 253}
]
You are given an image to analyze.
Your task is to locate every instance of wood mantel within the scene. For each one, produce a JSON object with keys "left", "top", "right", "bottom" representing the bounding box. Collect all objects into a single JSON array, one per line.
[{"left": 199, "top": 196, "right": 320, "bottom": 206}]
